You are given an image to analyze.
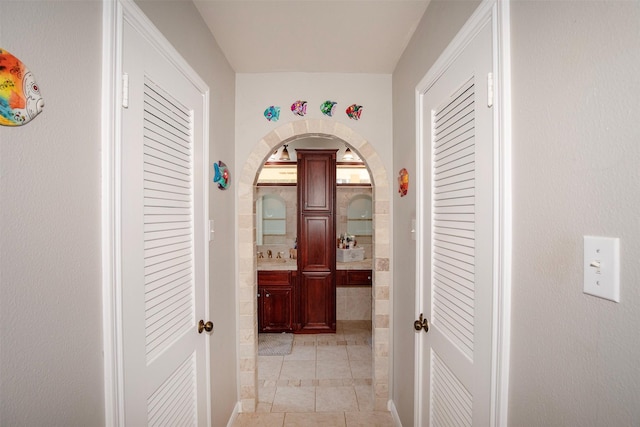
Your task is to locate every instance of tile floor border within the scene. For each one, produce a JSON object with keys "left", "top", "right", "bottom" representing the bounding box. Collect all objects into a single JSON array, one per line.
[
  {"left": 237, "top": 120, "right": 391, "bottom": 412},
  {"left": 233, "top": 410, "right": 395, "bottom": 427}
]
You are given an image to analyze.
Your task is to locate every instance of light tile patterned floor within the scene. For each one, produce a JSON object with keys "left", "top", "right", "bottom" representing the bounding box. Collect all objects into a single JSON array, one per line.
[{"left": 233, "top": 321, "right": 395, "bottom": 427}]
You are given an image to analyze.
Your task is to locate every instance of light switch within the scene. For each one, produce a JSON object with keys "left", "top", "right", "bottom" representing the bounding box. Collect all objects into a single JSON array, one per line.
[
  {"left": 583, "top": 236, "right": 620, "bottom": 302},
  {"left": 411, "top": 218, "right": 416, "bottom": 241},
  {"left": 209, "top": 220, "right": 215, "bottom": 242}
]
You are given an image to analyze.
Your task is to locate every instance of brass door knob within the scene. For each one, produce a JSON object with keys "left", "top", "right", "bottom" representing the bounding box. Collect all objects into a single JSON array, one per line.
[
  {"left": 414, "top": 313, "right": 429, "bottom": 333},
  {"left": 198, "top": 320, "right": 214, "bottom": 334}
]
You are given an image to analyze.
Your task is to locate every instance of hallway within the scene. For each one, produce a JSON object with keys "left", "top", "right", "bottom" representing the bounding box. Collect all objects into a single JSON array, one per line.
[{"left": 233, "top": 321, "right": 394, "bottom": 426}]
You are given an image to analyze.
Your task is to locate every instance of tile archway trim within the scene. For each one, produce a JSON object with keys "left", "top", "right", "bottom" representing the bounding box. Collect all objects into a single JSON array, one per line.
[{"left": 235, "top": 119, "right": 391, "bottom": 412}]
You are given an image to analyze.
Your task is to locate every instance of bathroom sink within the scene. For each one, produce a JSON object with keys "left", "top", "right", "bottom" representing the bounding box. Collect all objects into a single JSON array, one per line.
[{"left": 258, "top": 258, "right": 290, "bottom": 264}]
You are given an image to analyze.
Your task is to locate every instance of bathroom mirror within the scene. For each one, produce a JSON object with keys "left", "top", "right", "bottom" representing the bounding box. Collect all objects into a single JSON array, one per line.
[
  {"left": 256, "top": 194, "right": 286, "bottom": 245},
  {"left": 347, "top": 194, "right": 372, "bottom": 236}
]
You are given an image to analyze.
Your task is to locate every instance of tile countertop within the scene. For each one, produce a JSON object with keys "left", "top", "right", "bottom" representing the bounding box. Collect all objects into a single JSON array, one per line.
[
  {"left": 256, "top": 258, "right": 297, "bottom": 271},
  {"left": 256, "top": 258, "right": 373, "bottom": 271}
]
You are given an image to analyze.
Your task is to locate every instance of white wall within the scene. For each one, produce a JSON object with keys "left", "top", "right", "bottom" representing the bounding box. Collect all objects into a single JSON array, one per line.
[
  {"left": 393, "top": 0, "right": 640, "bottom": 425},
  {"left": 0, "top": 2, "right": 105, "bottom": 425},
  {"left": 391, "top": 1, "right": 481, "bottom": 424},
  {"left": 235, "top": 73, "right": 392, "bottom": 178},
  {"left": 508, "top": 2, "right": 640, "bottom": 424},
  {"left": 135, "top": 2, "right": 238, "bottom": 425}
]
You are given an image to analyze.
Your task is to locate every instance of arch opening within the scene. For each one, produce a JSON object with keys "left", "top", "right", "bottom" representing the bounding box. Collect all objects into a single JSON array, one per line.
[{"left": 236, "top": 119, "right": 391, "bottom": 412}]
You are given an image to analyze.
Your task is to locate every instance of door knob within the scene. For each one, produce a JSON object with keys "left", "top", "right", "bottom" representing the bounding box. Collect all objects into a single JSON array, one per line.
[
  {"left": 414, "top": 313, "right": 429, "bottom": 333},
  {"left": 198, "top": 320, "right": 213, "bottom": 334}
]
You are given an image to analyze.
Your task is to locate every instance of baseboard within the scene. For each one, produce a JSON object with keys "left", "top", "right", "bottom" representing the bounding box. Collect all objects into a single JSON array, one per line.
[
  {"left": 388, "top": 399, "right": 403, "bottom": 427},
  {"left": 226, "top": 401, "right": 241, "bottom": 427}
]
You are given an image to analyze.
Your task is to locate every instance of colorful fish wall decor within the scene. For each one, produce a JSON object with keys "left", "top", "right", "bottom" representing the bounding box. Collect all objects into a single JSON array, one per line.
[
  {"left": 398, "top": 168, "right": 409, "bottom": 197},
  {"left": 0, "top": 48, "right": 44, "bottom": 126},
  {"left": 290, "top": 100, "right": 307, "bottom": 117},
  {"left": 345, "top": 104, "right": 363, "bottom": 120},
  {"left": 213, "top": 161, "right": 230, "bottom": 190},
  {"left": 320, "top": 100, "right": 337, "bottom": 117},
  {"left": 263, "top": 105, "right": 280, "bottom": 122}
]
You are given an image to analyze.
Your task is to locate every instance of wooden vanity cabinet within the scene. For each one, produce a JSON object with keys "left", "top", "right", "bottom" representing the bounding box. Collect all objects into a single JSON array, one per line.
[
  {"left": 257, "top": 270, "right": 296, "bottom": 333},
  {"left": 297, "top": 149, "right": 337, "bottom": 333}
]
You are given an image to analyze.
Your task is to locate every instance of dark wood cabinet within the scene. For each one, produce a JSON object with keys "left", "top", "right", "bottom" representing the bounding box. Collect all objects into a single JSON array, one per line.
[
  {"left": 297, "top": 149, "right": 337, "bottom": 333},
  {"left": 336, "top": 269, "right": 372, "bottom": 287},
  {"left": 257, "top": 270, "right": 295, "bottom": 333},
  {"left": 298, "top": 154, "right": 334, "bottom": 212},
  {"left": 299, "top": 216, "right": 334, "bottom": 269}
]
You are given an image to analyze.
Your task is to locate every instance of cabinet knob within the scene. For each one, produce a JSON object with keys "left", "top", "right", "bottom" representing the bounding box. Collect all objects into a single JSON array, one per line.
[{"left": 265, "top": 292, "right": 271, "bottom": 298}]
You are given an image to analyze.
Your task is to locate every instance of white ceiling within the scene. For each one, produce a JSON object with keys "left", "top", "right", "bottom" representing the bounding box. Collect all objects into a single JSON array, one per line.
[{"left": 193, "top": 0, "right": 430, "bottom": 73}]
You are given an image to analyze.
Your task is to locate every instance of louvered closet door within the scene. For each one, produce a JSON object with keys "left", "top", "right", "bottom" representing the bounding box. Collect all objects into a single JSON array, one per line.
[
  {"left": 417, "top": 21, "right": 494, "bottom": 426},
  {"left": 121, "top": 18, "right": 209, "bottom": 426}
]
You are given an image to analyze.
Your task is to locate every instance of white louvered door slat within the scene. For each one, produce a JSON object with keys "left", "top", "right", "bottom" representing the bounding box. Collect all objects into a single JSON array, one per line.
[
  {"left": 147, "top": 354, "right": 197, "bottom": 426},
  {"left": 121, "top": 18, "right": 209, "bottom": 427},
  {"left": 417, "top": 19, "right": 494, "bottom": 426}
]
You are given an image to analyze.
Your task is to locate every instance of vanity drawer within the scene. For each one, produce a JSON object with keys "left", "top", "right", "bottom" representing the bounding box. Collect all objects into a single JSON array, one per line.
[
  {"left": 336, "top": 269, "right": 372, "bottom": 286},
  {"left": 347, "top": 270, "right": 372, "bottom": 286},
  {"left": 258, "top": 270, "right": 291, "bottom": 285}
]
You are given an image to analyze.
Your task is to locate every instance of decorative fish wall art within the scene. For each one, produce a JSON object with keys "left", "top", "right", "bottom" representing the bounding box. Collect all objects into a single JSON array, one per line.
[
  {"left": 345, "top": 104, "right": 363, "bottom": 120},
  {"left": 213, "top": 161, "right": 230, "bottom": 190},
  {"left": 290, "top": 100, "right": 307, "bottom": 117},
  {"left": 263, "top": 100, "right": 364, "bottom": 121},
  {"left": 263, "top": 105, "right": 280, "bottom": 122},
  {"left": 398, "top": 168, "right": 409, "bottom": 197},
  {"left": 320, "top": 100, "right": 337, "bottom": 117},
  {"left": 0, "top": 48, "right": 44, "bottom": 126}
]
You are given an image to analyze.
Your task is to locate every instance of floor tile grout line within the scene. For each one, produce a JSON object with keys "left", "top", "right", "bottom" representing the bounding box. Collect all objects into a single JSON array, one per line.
[{"left": 260, "top": 321, "right": 372, "bottom": 415}]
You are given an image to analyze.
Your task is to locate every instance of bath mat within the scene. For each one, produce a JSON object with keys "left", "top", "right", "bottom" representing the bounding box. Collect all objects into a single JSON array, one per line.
[{"left": 258, "top": 333, "right": 293, "bottom": 356}]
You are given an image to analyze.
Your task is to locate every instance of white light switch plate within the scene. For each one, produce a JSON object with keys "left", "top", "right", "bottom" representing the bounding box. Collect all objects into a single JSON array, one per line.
[{"left": 583, "top": 236, "right": 620, "bottom": 302}]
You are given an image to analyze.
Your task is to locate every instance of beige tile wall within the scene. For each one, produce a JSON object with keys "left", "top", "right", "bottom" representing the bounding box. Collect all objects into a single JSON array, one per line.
[{"left": 336, "top": 287, "right": 372, "bottom": 321}]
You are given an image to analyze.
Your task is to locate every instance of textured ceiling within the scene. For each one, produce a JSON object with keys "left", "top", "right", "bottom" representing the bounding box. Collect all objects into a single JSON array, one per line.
[{"left": 193, "top": 0, "right": 430, "bottom": 73}]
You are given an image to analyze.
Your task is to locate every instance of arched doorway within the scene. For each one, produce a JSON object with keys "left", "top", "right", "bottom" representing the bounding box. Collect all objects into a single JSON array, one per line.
[{"left": 236, "top": 119, "right": 391, "bottom": 412}]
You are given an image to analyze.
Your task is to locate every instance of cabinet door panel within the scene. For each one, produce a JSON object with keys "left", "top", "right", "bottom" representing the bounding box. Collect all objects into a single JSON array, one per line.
[
  {"left": 298, "top": 150, "right": 335, "bottom": 213},
  {"left": 299, "top": 215, "right": 333, "bottom": 270},
  {"left": 259, "top": 285, "right": 294, "bottom": 332},
  {"left": 299, "top": 272, "right": 335, "bottom": 332}
]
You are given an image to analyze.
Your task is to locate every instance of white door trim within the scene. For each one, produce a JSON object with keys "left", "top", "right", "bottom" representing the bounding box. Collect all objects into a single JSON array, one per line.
[
  {"left": 413, "top": 0, "right": 511, "bottom": 425},
  {"left": 101, "top": 1, "right": 211, "bottom": 425}
]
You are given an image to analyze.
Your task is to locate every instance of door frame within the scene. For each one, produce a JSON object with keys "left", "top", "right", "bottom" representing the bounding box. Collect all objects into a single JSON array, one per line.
[
  {"left": 101, "top": 0, "right": 211, "bottom": 424},
  {"left": 414, "top": 0, "right": 512, "bottom": 425},
  {"left": 236, "top": 124, "right": 392, "bottom": 412}
]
